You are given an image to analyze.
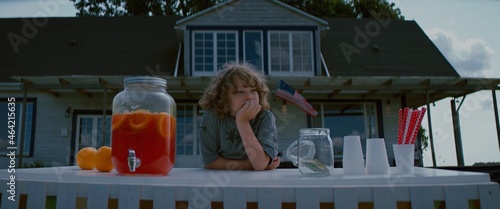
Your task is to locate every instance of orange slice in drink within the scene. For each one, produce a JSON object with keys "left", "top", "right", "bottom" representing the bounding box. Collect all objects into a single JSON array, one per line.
[
  {"left": 112, "top": 114, "right": 128, "bottom": 131},
  {"left": 156, "top": 113, "right": 176, "bottom": 139},
  {"left": 128, "top": 110, "right": 152, "bottom": 131},
  {"left": 170, "top": 116, "right": 176, "bottom": 141}
]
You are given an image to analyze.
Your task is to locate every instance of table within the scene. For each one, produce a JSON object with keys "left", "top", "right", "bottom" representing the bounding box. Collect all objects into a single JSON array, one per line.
[{"left": 1, "top": 166, "right": 499, "bottom": 209}]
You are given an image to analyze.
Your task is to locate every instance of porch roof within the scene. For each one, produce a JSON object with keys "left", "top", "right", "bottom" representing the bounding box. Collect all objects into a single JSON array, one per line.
[{"left": 7, "top": 75, "right": 500, "bottom": 108}]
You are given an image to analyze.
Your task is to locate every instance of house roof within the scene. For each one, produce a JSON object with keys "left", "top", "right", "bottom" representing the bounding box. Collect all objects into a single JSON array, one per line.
[
  {"left": 0, "top": 16, "right": 460, "bottom": 80},
  {"left": 0, "top": 16, "right": 183, "bottom": 83},
  {"left": 321, "top": 18, "right": 459, "bottom": 77}
]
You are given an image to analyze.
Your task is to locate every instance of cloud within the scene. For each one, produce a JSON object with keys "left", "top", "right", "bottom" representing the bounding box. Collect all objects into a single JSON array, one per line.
[{"left": 426, "top": 28, "right": 495, "bottom": 78}]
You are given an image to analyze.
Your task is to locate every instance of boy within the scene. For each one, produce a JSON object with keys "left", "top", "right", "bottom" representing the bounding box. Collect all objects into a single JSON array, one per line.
[{"left": 198, "top": 62, "right": 280, "bottom": 170}]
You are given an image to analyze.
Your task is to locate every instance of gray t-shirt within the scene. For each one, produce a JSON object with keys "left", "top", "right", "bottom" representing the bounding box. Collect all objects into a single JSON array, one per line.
[{"left": 199, "top": 109, "right": 278, "bottom": 165}]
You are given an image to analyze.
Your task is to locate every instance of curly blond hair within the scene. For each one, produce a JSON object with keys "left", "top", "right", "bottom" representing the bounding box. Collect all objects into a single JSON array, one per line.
[{"left": 199, "top": 62, "right": 270, "bottom": 116}]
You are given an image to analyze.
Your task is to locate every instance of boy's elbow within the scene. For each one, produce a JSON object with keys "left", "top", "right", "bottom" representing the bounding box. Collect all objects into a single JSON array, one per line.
[
  {"left": 203, "top": 159, "right": 217, "bottom": 169},
  {"left": 204, "top": 161, "right": 218, "bottom": 170},
  {"left": 252, "top": 163, "right": 267, "bottom": 171},
  {"left": 253, "top": 167, "right": 265, "bottom": 171}
]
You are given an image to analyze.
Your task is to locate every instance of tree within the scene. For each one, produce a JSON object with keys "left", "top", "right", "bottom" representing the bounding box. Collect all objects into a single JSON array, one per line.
[
  {"left": 71, "top": 0, "right": 404, "bottom": 19},
  {"left": 415, "top": 127, "right": 429, "bottom": 167},
  {"left": 352, "top": 0, "right": 404, "bottom": 19},
  {"left": 280, "top": 0, "right": 356, "bottom": 18},
  {"left": 69, "top": 0, "right": 222, "bottom": 17},
  {"left": 282, "top": 0, "right": 403, "bottom": 19}
]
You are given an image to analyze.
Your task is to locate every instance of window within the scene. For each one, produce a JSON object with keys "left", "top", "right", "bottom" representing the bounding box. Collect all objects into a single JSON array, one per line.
[
  {"left": 176, "top": 104, "right": 205, "bottom": 155},
  {"left": 193, "top": 31, "right": 238, "bottom": 76},
  {"left": 75, "top": 115, "right": 111, "bottom": 150},
  {"left": 310, "top": 102, "right": 379, "bottom": 155},
  {"left": 0, "top": 98, "right": 36, "bottom": 156},
  {"left": 269, "top": 31, "right": 314, "bottom": 76},
  {"left": 243, "top": 31, "right": 263, "bottom": 70}
]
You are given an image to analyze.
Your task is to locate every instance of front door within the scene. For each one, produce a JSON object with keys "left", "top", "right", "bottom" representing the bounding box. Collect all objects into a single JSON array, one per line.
[{"left": 72, "top": 113, "right": 111, "bottom": 165}]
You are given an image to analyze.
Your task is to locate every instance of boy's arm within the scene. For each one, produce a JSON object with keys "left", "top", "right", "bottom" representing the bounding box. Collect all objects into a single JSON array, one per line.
[
  {"left": 204, "top": 154, "right": 280, "bottom": 170},
  {"left": 204, "top": 156, "right": 254, "bottom": 170},
  {"left": 236, "top": 120, "right": 272, "bottom": 171}
]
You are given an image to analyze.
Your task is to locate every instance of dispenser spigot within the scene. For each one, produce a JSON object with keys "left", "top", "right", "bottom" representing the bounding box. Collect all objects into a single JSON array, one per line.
[{"left": 127, "top": 149, "right": 140, "bottom": 172}]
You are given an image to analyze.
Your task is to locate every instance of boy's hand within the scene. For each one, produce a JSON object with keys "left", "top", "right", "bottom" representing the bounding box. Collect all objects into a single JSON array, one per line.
[
  {"left": 266, "top": 157, "right": 280, "bottom": 170},
  {"left": 236, "top": 101, "right": 261, "bottom": 122}
]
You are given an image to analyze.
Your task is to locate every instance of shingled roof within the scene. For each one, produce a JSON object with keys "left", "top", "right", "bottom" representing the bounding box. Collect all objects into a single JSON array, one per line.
[
  {"left": 321, "top": 18, "right": 459, "bottom": 77},
  {"left": 0, "top": 16, "right": 182, "bottom": 82},
  {"left": 1, "top": 16, "right": 458, "bottom": 82}
]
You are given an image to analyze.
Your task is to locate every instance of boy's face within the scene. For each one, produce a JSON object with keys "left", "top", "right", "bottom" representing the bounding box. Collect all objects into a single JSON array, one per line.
[{"left": 228, "top": 77, "right": 260, "bottom": 117}]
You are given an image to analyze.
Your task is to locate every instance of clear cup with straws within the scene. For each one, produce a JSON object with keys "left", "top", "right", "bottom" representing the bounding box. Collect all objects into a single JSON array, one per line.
[{"left": 393, "top": 107, "right": 426, "bottom": 176}]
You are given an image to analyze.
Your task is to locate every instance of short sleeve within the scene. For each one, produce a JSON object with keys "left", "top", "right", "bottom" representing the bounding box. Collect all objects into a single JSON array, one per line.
[{"left": 199, "top": 110, "right": 220, "bottom": 165}]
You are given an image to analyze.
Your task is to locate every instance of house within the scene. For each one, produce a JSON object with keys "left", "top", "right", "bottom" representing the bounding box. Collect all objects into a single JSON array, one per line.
[{"left": 1, "top": 0, "right": 499, "bottom": 169}]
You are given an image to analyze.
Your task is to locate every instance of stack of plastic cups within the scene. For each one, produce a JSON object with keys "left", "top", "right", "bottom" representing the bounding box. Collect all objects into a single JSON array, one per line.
[
  {"left": 342, "top": 135, "right": 365, "bottom": 176},
  {"left": 365, "top": 138, "right": 390, "bottom": 176}
]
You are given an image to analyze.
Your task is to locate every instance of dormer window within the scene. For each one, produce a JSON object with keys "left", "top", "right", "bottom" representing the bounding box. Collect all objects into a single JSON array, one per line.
[
  {"left": 193, "top": 31, "right": 238, "bottom": 76},
  {"left": 268, "top": 31, "right": 314, "bottom": 76},
  {"left": 191, "top": 30, "right": 315, "bottom": 76}
]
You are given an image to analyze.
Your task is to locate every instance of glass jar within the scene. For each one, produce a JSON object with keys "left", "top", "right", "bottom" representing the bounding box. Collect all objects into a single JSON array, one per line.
[
  {"left": 286, "top": 128, "right": 334, "bottom": 176},
  {"left": 111, "top": 77, "right": 176, "bottom": 175}
]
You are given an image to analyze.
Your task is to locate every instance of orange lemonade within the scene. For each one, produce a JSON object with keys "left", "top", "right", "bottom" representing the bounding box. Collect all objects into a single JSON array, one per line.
[{"left": 111, "top": 111, "right": 176, "bottom": 175}]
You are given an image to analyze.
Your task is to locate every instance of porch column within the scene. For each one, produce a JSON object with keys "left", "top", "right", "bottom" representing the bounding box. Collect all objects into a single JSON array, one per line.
[
  {"left": 18, "top": 86, "right": 28, "bottom": 168},
  {"left": 426, "top": 89, "right": 437, "bottom": 167},
  {"left": 102, "top": 88, "right": 108, "bottom": 147},
  {"left": 492, "top": 90, "right": 500, "bottom": 153},
  {"left": 451, "top": 99, "right": 464, "bottom": 166}
]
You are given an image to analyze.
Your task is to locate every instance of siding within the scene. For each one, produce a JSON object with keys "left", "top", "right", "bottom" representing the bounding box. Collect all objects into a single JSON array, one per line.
[
  {"left": 269, "top": 99, "right": 308, "bottom": 161},
  {"left": 381, "top": 96, "right": 401, "bottom": 164},
  {"left": 0, "top": 91, "right": 113, "bottom": 168},
  {"left": 177, "top": 0, "right": 325, "bottom": 27}
]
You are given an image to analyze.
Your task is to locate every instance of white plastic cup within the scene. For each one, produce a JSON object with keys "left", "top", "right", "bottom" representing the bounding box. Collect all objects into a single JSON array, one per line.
[
  {"left": 365, "top": 164, "right": 390, "bottom": 175},
  {"left": 365, "top": 138, "right": 390, "bottom": 175},
  {"left": 393, "top": 144, "right": 415, "bottom": 176},
  {"left": 342, "top": 160, "right": 365, "bottom": 176},
  {"left": 342, "top": 135, "right": 364, "bottom": 162}
]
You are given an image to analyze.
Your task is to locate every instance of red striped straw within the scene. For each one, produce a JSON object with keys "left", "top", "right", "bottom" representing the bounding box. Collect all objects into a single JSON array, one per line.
[
  {"left": 410, "top": 108, "right": 427, "bottom": 144},
  {"left": 402, "top": 108, "right": 412, "bottom": 144},
  {"left": 402, "top": 108, "right": 409, "bottom": 144},
  {"left": 400, "top": 108, "right": 409, "bottom": 144},
  {"left": 404, "top": 110, "right": 419, "bottom": 144},
  {"left": 398, "top": 109, "right": 404, "bottom": 144}
]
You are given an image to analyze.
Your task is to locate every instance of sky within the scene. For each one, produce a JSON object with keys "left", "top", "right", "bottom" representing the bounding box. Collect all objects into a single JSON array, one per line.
[{"left": 1, "top": 0, "right": 499, "bottom": 167}]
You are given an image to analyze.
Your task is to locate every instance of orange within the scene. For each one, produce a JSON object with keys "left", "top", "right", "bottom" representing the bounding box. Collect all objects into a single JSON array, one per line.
[
  {"left": 76, "top": 147, "right": 97, "bottom": 170},
  {"left": 94, "top": 146, "right": 114, "bottom": 172}
]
